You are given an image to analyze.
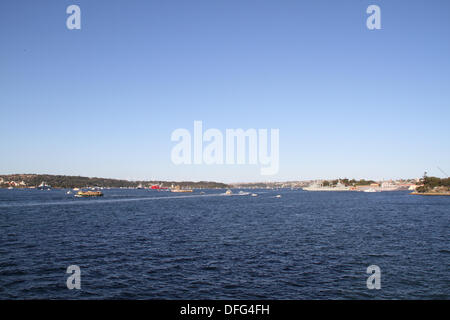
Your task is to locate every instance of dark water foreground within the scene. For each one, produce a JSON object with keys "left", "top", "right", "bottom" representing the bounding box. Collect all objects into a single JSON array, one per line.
[{"left": 0, "top": 189, "right": 448, "bottom": 299}]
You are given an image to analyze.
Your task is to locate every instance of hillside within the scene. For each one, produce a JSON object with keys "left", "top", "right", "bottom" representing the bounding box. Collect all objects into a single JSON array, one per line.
[{"left": 0, "top": 174, "right": 229, "bottom": 189}]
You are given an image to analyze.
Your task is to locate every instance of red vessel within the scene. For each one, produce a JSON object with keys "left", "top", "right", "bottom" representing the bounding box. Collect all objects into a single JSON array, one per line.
[{"left": 150, "top": 185, "right": 168, "bottom": 190}]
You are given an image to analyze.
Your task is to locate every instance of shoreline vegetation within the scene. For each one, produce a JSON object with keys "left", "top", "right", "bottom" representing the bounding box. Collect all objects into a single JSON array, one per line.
[
  {"left": 0, "top": 174, "right": 412, "bottom": 190},
  {"left": 0, "top": 174, "right": 229, "bottom": 189},
  {"left": 412, "top": 175, "right": 450, "bottom": 196}
]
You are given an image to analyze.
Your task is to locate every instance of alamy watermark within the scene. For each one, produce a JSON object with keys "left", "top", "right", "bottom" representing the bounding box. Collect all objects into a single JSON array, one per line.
[
  {"left": 171, "top": 121, "right": 279, "bottom": 175},
  {"left": 66, "top": 5, "right": 81, "bottom": 30},
  {"left": 65, "top": 5, "right": 380, "bottom": 31},
  {"left": 366, "top": 265, "right": 381, "bottom": 290},
  {"left": 66, "top": 265, "right": 81, "bottom": 289},
  {"left": 366, "top": 5, "right": 381, "bottom": 30}
]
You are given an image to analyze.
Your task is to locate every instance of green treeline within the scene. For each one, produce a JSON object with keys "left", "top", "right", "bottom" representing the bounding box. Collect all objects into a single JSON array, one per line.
[
  {"left": 0, "top": 174, "right": 229, "bottom": 189},
  {"left": 416, "top": 176, "right": 450, "bottom": 193}
]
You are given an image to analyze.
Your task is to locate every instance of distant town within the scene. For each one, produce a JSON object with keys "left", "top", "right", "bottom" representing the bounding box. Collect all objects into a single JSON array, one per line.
[
  {"left": 1, "top": 173, "right": 449, "bottom": 195},
  {"left": 234, "top": 179, "right": 418, "bottom": 191}
]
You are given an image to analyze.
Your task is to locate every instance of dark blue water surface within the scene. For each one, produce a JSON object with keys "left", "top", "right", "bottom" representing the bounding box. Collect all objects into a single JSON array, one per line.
[{"left": 0, "top": 188, "right": 448, "bottom": 299}]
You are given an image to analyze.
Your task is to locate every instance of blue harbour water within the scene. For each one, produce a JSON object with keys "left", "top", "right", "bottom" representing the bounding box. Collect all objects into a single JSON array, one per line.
[{"left": 0, "top": 188, "right": 448, "bottom": 299}]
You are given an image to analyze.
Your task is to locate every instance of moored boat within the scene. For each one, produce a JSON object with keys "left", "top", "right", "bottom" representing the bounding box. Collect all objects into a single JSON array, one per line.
[{"left": 37, "top": 181, "right": 51, "bottom": 190}]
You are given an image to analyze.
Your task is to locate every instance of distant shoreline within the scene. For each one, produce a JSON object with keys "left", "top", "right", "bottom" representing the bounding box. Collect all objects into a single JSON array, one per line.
[
  {"left": 410, "top": 192, "right": 450, "bottom": 196},
  {"left": 0, "top": 174, "right": 229, "bottom": 189}
]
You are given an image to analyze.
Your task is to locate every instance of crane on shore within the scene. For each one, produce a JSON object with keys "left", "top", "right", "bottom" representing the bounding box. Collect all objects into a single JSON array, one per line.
[{"left": 437, "top": 166, "right": 449, "bottom": 178}]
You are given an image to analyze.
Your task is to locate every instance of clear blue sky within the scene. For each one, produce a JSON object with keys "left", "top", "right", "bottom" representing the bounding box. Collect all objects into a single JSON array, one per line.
[{"left": 1, "top": 0, "right": 449, "bottom": 182}]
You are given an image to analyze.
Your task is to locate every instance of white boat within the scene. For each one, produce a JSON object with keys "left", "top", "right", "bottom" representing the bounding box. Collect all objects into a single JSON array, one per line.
[
  {"left": 225, "top": 189, "right": 232, "bottom": 195},
  {"left": 66, "top": 191, "right": 72, "bottom": 194},
  {"left": 363, "top": 188, "right": 377, "bottom": 193},
  {"left": 37, "top": 181, "right": 51, "bottom": 190},
  {"left": 275, "top": 194, "right": 282, "bottom": 198},
  {"left": 251, "top": 193, "right": 258, "bottom": 197}
]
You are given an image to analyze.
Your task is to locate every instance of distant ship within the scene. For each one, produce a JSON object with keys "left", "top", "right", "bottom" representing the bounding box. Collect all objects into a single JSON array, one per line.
[
  {"left": 303, "top": 181, "right": 350, "bottom": 192},
  {"left": 37, "top": 181, "right": 51, "bottom": 190},
  {"left": 380, "top": 182, "right": 401, "bottom": 191}
]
